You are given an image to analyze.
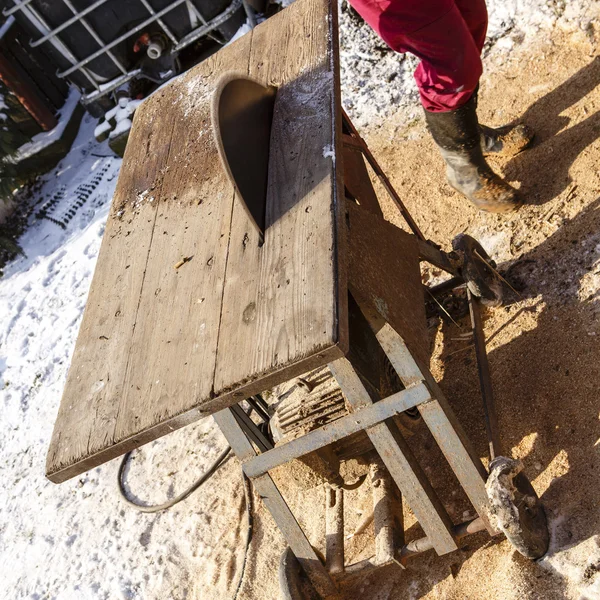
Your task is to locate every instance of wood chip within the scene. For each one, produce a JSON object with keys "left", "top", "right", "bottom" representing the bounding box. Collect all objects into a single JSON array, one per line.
[{"left": 174, "top": 256, "right": 192, "bottom": 270}]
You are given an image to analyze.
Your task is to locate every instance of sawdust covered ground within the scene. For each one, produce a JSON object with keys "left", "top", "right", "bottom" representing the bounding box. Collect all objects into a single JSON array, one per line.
[{"left": 235, "top": 24, "right": 600, "bottom": 600}]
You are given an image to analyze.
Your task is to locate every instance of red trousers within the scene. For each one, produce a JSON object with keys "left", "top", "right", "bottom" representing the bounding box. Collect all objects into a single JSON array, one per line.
[{"left": 347, "top": 0, "right": 488, "bottom": 112}]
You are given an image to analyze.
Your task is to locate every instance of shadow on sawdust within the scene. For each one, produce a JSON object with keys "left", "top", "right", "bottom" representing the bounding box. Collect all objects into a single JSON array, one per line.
[
  {"left": 360, "top": 207, "right": 600, "bottom": 598},
  {"left": 341, "top": 61, "right": 600, "bottom": 600},
  {"left": 503, "top": 55, "right": 600, "bottom": 207}
]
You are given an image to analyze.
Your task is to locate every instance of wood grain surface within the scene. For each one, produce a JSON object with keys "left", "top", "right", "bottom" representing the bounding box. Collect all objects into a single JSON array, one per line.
[{"left": 46, "top": 0, "right": 346, "bottom": 483}]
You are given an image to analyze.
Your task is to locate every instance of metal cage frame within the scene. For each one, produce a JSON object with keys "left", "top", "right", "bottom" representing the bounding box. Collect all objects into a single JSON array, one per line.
[{"left": 3, "top": 0, "right": 244, "bottom": 105}]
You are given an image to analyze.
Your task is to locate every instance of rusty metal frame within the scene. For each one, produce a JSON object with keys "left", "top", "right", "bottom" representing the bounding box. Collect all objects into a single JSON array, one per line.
[
  {"left": 468, "top": 289, "right": 502, "bottom": 460},
  {"left": 214, "top": 407, "right": 338, "bottom": 598},
  {"left": 215, "top": 303, "right": 499, "bottom": 584},
  {"left": 242, "top": 383, "right": 431, "bottom": 478},
  {"left": 341, "top": 109, "right": 425, "bottom": 241},
  {"left": 339, "top": 115, "right": 501, "bottom": 473},
  {"left": 329, "top": 356, "right": 458, "bottom": 555},
  {"left": 0, "top": 51, "right": 58, "bottom": 130},
  {"left": 351, "top": 299, "right": 497, "bottom": 536},
  {"left": 212, "top": 112, "right": 505, "bottom": 590}
]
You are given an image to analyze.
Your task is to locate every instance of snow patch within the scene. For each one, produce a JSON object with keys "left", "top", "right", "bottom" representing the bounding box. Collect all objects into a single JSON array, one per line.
[
  {"left": 16, "top": 88, "right": 81, "bottom": 160},
  {"left": 322, "top": 143, "right": 335, "bottom": 160},
  {"left": 0, "top": 114, "right": 237, "bottom": 599}
]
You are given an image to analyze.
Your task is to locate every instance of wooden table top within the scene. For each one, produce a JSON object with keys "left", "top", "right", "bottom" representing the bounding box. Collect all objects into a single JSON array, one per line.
[{"left": 46, "top": 0, "right": 347, "bottom": 483}]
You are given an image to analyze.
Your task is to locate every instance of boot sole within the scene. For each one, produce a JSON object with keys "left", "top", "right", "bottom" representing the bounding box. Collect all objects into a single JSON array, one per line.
[
  {"left": 483, "top": 126, "right": 535, "bottom": 159},
  {"left": 448, "top": 182, "right": 523, "bottom": 214}
]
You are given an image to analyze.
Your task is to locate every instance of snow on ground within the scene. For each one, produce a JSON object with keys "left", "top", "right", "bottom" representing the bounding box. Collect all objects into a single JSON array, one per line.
[
  {"left": 16, "top": 89, "right": 81, "bottom": 161},
  {"left": 94, "top": 98, "right": 144, "bottom": 142},
  {"left": 1, "top": 1, "right": 600, "bottom": 599},
  {"left": 0, "top": 115, "right": 239, "bottom": 600}
]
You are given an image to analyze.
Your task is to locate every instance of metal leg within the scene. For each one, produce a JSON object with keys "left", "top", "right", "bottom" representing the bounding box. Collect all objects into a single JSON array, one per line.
[
  {"left": 371, "top": 458, "right": 402, "bottom": 565},
  {"left": 213, "top": 407, "right": 337, "bottom": 598},
  {"left": 242, "top": 383, "right": 431, "bottom": 478},
  {"left": 230, "top": 404, "right": 273, "bottom": 452},
  {"left": 417, "top": 238, "right": 460, "bottom": 275},
  {"left": 468, "top": 289, "right": 502, "bottom": 460},
  {"left": 329, "top": 357, "right": 458, "bottom": 555},
  {"left": 325, "top": 486, "right": 344, "bottom": 574},
  {"left": 354, "top": 299, "right": 498, "bottom": 535},
  {"left": 216, "top": 286, "right": 500, "bottom": 591}
]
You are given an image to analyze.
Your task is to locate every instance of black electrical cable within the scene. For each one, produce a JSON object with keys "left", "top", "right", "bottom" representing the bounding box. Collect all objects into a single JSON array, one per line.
[
  {"left": 117, "top": 445, "right": 254, "bottom": 600},
  {"left": 117, "top": 446, "right": 232, "bottom": 513}
]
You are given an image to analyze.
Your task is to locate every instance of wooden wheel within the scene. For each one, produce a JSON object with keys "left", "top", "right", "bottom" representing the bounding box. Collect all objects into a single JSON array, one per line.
[{"left": 486, "top": 457, "right": 550, "bottom": 559}]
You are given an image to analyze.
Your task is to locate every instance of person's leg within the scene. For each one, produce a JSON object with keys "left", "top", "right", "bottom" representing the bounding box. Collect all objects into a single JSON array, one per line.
[
  {"left": 423, "top": 96, "right": 521, "bottom": 212},
  {"left": 453, "top": 0, "right": 488, "bottom": 51},
  {"left": 347, "top": 0, "right": 523, "bottom": 212},
  {"left": 452, "top": 0, "right": 534, "bottom": 157},
  {"left": 406, "top": 8, "right": 482, "bottom": 113},
  {"left": 348, "top": 0, "right": 480, "bottom": 112}
]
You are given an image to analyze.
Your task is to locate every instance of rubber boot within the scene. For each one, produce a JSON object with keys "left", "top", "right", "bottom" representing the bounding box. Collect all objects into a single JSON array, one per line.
[
  {"left": 480, "top": 123, "right": 534, "bottom": 157},
  {"left": 424, "top": 96, "right": 522, "bottom": 213},
  {"left": 472, "top": 87, "right": 534, "bottom": 157}
]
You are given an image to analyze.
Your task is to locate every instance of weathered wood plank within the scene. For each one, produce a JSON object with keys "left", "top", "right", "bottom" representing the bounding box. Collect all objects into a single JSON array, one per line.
[
  {"left": 346, "top": 201, "right": 429, "bottom": 367},
  {"left": 47, "top": 0, "right": 347, "bottom": 483},
  {"left": 213, "top": 0, "right": 348, "bottom": 398},
  {"left": 46, "top": 34, "right": 254, "bottom": 483},
  {"left": 112, "top": 33, "right": 254, "bottom": 447},
  {"left": 46, "top": 85, "right": 182, "bottom": 482}
]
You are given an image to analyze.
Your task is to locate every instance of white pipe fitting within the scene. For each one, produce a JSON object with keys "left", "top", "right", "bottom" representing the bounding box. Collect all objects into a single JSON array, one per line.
[{"left": 147, "top": 41, "right": 163, "bottom": 60}]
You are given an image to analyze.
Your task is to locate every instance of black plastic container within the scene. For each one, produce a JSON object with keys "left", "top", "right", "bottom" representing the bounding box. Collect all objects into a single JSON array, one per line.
[{"left": 7, "top": 0, "right": 244, "bottom": 101}]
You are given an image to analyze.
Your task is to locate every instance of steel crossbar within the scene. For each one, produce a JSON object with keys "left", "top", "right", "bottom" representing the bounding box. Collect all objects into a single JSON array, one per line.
[{"left": 242, "top": 382, "right": 431, "bottom": 478}]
